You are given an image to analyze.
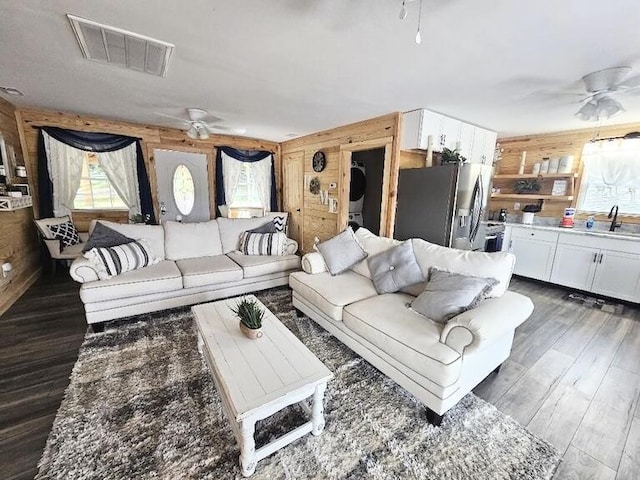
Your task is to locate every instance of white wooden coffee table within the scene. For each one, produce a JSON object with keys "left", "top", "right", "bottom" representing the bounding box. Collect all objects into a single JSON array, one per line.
[{"left": 192, "top": 295, "right": 333, "bottom": 477}]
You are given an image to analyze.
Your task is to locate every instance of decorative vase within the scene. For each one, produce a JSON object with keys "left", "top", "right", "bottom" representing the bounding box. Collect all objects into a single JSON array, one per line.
[{"left": 239, "top": 321, "right": 263, "bottom": 339}]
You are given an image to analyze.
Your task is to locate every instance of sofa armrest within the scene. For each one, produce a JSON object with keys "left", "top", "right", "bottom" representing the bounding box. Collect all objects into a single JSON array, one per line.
[
  {"left": 284, "top": 238, "right": 299, "bottom": 255},
  {"left": 43, "top": 238, "right": 62, "bottom": 257},
  {"left": 440, "top": 291, "right": 534, "bottom": 354},
  {"left": 69, "top": 257, "right": 100, "bottom": 283},
  {"left": 301, "top": 252, "right": 328, "bottom": 274}
]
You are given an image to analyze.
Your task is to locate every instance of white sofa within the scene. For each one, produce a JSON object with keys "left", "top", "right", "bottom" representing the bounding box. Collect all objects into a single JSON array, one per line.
[
  {"left": 70, "top": 213, "right": 300, "bottom": 327},
  {"left": 289, "top": 228, "right": 533, "bottom": 424}
]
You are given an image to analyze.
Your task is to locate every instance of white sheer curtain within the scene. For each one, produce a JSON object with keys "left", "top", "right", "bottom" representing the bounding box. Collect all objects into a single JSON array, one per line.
[
  {"left": 222, "top": 151, "right": 245, "bottom": 207},
  {"left": 43, "top": 131, "right": 85, "bottom": 217},
  {"left": 578, "top": 138, "right": 640, "bottom": 214},
  {"left": 96, "top": 143, "right": 141, "bottom": 215},
  {"left": 252, "top": 155, "right": 273, "bottom": 212},
  {"left": 581, "top": 139, "right": 640, "bottom": 188}
]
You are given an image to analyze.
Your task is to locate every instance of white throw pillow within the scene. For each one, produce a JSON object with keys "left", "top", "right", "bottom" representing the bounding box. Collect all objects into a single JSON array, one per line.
[
  {"left": 238, "top": 232, "right": 288, "bottom": 255},
  {"left": 163, "top": 220, "right": 223, "bottom": 260},
  {"left": 217, "top": 212, "right": 289, "bottom": 254},
  {"left": 96, "top": 220, "right": 166, "bottom": 260}
]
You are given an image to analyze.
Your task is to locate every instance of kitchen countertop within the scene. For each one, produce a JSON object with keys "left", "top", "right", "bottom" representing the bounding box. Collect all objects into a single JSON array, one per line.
[{"left": 504, "top": 222, "right": 640, "bottom": 242}]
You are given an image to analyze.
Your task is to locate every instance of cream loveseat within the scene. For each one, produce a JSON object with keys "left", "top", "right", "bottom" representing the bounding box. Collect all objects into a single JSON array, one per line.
[
  {"left": 70, "top": 213, "right": 300, "bottom": 327},
  {"left": 289, "top": 228, "right": 533, "bottom": 424}
]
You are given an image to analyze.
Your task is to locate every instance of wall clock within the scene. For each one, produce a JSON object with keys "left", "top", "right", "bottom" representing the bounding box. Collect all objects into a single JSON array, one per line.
[{"left": 312, "top": 151, "right": 326, "bottom": 172}]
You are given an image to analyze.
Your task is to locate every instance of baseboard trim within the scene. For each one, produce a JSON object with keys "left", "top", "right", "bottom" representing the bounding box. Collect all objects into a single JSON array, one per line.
[{"left": 0, "top": 266, "right": 42, "bottom": 317}]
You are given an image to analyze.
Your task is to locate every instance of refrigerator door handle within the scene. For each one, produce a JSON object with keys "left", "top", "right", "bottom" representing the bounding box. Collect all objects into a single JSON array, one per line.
[{"left": 470, "top": 175, "right": 483, "bottom": 242}]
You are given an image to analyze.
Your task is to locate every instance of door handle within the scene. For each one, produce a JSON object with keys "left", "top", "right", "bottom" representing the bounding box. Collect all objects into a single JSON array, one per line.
[
  {"left": 593, "top": 252, "right": 598, "bottom": 263},
  {"left": 598, "top": 253, "right": 603, "bottom": 264}
]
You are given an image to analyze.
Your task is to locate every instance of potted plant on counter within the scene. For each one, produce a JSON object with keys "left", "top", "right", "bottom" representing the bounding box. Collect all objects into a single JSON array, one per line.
[{"left": 232, "top": 298, "right": 265, "bottom": 339}]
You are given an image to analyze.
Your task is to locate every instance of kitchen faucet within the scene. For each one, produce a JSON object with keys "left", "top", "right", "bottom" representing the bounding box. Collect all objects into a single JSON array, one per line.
[{"left": 608, "top": 205, "right": 621, "bottom": 231}]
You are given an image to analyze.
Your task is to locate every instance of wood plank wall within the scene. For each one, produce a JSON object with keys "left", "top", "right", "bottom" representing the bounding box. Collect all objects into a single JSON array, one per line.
[
  {"left": 281, "top": 113, "right": 401, "bottom": 253},
  {"left": 0, "top": 98, "right": 40, "bottom": 316},
  {"left": 492, "top": 122, "right": 640, "bottom": 223},
  {"left": 16, "top": 108, "right": 281, "bottom": 222}
]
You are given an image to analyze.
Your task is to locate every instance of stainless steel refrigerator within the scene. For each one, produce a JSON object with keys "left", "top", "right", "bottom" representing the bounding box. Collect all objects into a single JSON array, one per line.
[{"left": 394, "top": 163, "right": 493, "bottom": 250}]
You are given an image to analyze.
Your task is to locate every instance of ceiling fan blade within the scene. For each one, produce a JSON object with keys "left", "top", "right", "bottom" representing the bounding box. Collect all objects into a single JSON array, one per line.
[
  {"left": 582, "top": 66, "right": 632, "bottom": 92},
  {"left": 155, "top": 112, "right": 189, "bottom": 123},
  {"left": 619, "top": 74, "right": 640, "bottom": 89}
]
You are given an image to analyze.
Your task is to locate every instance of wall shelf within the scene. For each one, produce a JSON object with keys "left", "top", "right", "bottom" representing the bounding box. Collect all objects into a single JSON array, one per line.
[
  {"left": 491, "top": 193, "right": 573, "bottom": 201},
  {"left": 0, "top": 195, "right": 33, "bottom": 211},
  {"left": 494, "top": 173, "right": 578, "bottom": 179}
]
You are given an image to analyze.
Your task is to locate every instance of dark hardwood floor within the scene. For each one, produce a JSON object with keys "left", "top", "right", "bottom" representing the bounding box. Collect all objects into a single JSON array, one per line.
[
  {"left": 1, "top": 274, "right": 638, "bottom": 479},
  {"left": 0, "top": 273, "right": 87, "bottom": 480}
]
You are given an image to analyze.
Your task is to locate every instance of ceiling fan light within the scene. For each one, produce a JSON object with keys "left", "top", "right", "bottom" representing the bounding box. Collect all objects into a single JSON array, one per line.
[
  {"left": 198, "top": 129, "right": 210, "bottom": 140},
  {"left": 575, "top": 100, "right": 598, "bottom": 121},
  {"left": 186, "top": 125, "right": 198, "bottom": 139},
  {"left": 596, "top": 96, "right": 623, "bottom": 119}
]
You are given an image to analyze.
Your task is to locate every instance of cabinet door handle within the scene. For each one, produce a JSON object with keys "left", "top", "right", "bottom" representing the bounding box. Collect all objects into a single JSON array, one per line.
[
  {"left": 593, "top": 252, "right": 598, "bottom": 263},
  {"left": 598, "top": 253, "right": 603, "bottom": 264}
]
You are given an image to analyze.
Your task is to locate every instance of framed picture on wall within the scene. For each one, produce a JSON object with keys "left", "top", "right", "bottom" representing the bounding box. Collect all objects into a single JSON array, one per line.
[{"left": 12, "top": 183, "right": 30, "bottom": 196}]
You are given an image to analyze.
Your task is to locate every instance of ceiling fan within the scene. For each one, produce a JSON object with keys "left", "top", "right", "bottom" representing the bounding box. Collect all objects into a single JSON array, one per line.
[
  {"left": 572, "top": 67, "right": 640, "bottom": 121},
  {"left": 156, "top": 108, "right": 246, "bottom": 139}
]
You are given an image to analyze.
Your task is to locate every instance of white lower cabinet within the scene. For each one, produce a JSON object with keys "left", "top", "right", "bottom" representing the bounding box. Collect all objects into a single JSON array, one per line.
[
  {"left": 590, "top": 250, "right": 640, "bottom": 302},
  {"left": 505, "top": 226, "right": 640, "bottom": 303},
  {"left": 506, "top": 227, "right": 558, "bottom": 281},
  {"left": 549, "top": 244, "right": 598, "bottom": 291}
]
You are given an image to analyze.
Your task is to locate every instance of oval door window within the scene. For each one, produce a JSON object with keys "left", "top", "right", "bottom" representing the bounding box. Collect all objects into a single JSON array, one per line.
[{"left": 173, "top": 164, "right": 195, "bottom": 216}]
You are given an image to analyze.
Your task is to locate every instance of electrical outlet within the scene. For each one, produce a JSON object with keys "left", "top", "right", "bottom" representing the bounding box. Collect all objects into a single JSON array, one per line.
[{"left": 514, "top": 202, "right": 521, "bottom": 210}]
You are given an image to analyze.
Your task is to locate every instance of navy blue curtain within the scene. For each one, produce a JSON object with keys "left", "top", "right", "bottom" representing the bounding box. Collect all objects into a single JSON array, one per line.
[
  {"left": 215, "top": 146, "right": 277, "bottom": 215},
  {"left": 37, "top": 127, "right": 155, "bottom": 223}
]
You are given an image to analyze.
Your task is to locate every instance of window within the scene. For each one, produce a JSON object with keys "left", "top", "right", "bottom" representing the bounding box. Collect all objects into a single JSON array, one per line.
[
  {"left": 73, "top": 153, "right": 127, "bottom": 209},
  {"left": 577, "top": 139, "right": 640, "bottom": 216},
  {"left": 172, "top": 164, "right": 195, "bottom": 215},
  {"left": 229, "top": 162, "right": 264, "bottom": 208}
]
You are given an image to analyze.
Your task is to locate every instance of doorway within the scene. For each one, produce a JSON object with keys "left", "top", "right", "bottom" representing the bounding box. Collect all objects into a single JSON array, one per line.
[
  {"left": 154, "top": 149, "right": 210, "bottom": 222},
  {"left": 350, "top": 148, "right": 385, "bottom": 235}
]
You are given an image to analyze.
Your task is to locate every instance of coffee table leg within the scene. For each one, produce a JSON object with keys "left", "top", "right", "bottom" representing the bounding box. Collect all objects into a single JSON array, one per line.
[
  {"left": 311, "top": 383, "right": 327, "bottom": 436},
  {"left": 240, "top": 419, "right": 256, "bottom": 477}
]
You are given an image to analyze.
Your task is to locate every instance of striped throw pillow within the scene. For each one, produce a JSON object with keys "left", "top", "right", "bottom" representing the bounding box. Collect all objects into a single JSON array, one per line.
[
  {"left": 84, "top": 239, "right": 160, "bottom": 280},
  {"left": 239, "top": 232, "right": 287, "bottom": 256}
]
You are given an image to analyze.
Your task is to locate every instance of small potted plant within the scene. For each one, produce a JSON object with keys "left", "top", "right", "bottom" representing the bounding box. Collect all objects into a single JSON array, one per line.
[
  {"left": 440, "top": 147, "right": 467, "bottom": 164},
  {"left": 232, "top": 298, "right": 265, "bottom": 339},
  {"left": 514, "top": 179, "right": 541, "bottom": 194}
]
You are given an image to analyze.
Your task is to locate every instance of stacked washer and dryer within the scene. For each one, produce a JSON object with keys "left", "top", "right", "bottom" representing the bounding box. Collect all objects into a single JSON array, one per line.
[{"left": 348, "top": 159, "right": 366, "bottom": 228}]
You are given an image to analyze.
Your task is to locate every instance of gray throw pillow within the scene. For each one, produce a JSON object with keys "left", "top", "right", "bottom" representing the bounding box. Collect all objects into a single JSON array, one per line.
[
  {"left": 248, "top": 220, "right": 278, "bottom": 234},
  {"left": 316, "top": 227, "right": 368, "bottom": 275},
  {"left": 368, "top": 241, "right": 424, "bottom": 294},
  {"left": 411, "top": 268, "right": 498, "bottom": 323},
  {"left": 82, "top": 222, "right": 134, "bottom": 253}
]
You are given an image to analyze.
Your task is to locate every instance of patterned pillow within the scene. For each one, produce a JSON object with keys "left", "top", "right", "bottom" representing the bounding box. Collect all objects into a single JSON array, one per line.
[
  {"left": 239, "top": 232, "right": 287, "bottom": 256},
  {"left": 272, "top": 215, "right": 286, "bottom": 233},
  {"left": 49, "top": 221, "right": 81, "bottom": 247},
  {"left": 84, "top": 239, "right": 160, "bottom": 280}
]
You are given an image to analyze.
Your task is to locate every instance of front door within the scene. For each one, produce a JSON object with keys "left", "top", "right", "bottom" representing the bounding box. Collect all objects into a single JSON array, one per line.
[
  {"left": 283, "top": 151, "right": 304, "bottom": 246},
  {"left": 154, "top": 149, "right": 210, "bottom": 223}
]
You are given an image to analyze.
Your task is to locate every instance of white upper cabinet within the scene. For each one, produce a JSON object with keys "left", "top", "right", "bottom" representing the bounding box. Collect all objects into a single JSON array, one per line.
[{"left": 401, "top": 109, "right": 497, "bottom": 164}]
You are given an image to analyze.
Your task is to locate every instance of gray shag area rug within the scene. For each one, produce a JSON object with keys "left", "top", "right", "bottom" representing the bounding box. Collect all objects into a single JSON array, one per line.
[{"left": 37, "top": 287, "right": 560, "bottom": 480}]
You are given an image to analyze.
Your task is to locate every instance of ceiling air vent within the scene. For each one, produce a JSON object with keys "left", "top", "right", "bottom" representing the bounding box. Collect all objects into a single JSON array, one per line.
[{"left": 67, "top": 14, "right": 174, "bottom": 77}]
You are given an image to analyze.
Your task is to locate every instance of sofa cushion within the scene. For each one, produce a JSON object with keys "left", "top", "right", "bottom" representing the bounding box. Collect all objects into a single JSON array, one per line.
[
  {"left": 351, "top": 228, "right": 401, "bottom": 279},
  {"left": 94, "top": 220, "right": 166, "bottom": 260},
  {"left": 410, "top": 238, "right": 515, "bottom": 298},
  {"left": 316, "top": 227, "right": 368, "bottom": 275},
  {"left": 79, "top": 260, "right": 182, "bottom": 303},
  {"left": 176, "top": 255, "right": 243, "bottom": 288},
  {"left": 288, "top": 270, "right": 378, "bottom": 321},
  {"left": 368, "top": 241, "right": 424, "bottom": 294},
  {"left": 228, "top": 252, "right": 300, "bottom": 278},
  {"left": 82, "top": 221, "right": 134, "bottom": 253},
  {"left": 411, "top": 268, "right": 498, "bottom": 323},
  {"left": 164, "top": 220, "right": 223, "bottom": 260},
  {"left": 343, "top": 293, "right": 462, "bottom": 387},
  {"left": 217, "top": 213, "right": 289, "bottom": 254}
]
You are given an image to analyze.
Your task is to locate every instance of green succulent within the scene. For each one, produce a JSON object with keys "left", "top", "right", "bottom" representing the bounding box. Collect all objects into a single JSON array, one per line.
[
  {"left": 232, "top": 298, "right": 265, "bottom": 330},
  {"left": 440, "top": 148, "right": 467, "bottom": 164}
]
